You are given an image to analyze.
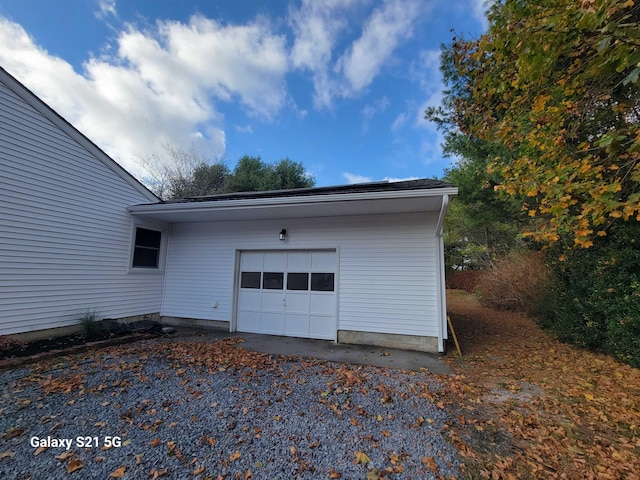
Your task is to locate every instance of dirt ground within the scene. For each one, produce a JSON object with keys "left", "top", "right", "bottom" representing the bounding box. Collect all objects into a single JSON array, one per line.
[{"left": 441, "top": 290, "right": 640, "bottom": 479}]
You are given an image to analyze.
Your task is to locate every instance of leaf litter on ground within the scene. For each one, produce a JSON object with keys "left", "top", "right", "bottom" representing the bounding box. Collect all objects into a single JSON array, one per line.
[{"left": 441, "top": 290, "right": 640, "bottom": 479}]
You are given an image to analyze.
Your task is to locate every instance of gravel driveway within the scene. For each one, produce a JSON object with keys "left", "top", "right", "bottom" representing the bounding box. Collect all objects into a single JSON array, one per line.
[{"left": 0, "top": 337, "right": 460, "bottom": 479}]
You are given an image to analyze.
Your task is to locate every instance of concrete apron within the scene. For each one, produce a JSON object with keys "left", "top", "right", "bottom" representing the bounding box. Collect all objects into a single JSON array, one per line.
[{"left": 170, "top": 330, "right": 453, "bottom": 375}]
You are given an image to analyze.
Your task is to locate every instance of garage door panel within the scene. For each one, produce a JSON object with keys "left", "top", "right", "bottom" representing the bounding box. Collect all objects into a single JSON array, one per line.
[
  {"left": 312, "top": 251, "right": 336, "bottom": 271},
  {"left": 285, "top": 314, "right": 309, "bottom": 337},
  {"left": 237, "top": 311, "right": 260, "bottom": 333},
  {"left": 310, "top": 294, "right": 335, "bottom": 315},
  {"left": 240, "top": 252, "right": 263, "bottom": 270},
  {"left": 310, "top": 315, "right": 334, "bottom": 339},
  {"left": 287, "top": 251, "right": 311, "bottom": 270},
  {"left": 261, "top": 292, "right": 284, "bottom": 312},
  {"left": 264, "top": 252, "right": 287, "bottom": 270},
  {"left": 261, "top": 312, "right": 285, "bottom": 334},
  {"left": 285, "top": 293, "right": 310, "bottom": 314},
  {"left": 238, "top": 290, "right": 261, "bottom": 311}
]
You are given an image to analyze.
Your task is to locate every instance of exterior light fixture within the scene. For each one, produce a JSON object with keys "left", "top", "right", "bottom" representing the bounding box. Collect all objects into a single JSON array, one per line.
[{"left": 279, "top": 229, "right": 287, "bottom": 241}]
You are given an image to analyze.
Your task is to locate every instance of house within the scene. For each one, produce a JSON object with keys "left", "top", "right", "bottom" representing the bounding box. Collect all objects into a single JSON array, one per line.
[
  {"left": 1, "top": 66, "right": 457, "bottom": 352},
  {"left": 0, "top": 66, "right": 164, "bottom": 339}
]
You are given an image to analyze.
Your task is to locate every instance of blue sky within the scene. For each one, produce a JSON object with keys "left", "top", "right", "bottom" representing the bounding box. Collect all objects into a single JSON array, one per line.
[{"left": 0, "top": 0, "right": 487, "bottom": 187}]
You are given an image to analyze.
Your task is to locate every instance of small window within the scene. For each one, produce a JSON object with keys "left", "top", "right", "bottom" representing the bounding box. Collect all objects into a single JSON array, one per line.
[
  {"left": 287, "top": 273, "right": 309, "bottom": 291},
  {"left": 311, "top": 273, "right": 334, "bottom": 292},
  {"left": 132, "top": 227, "right": 162, "bottom": 268},
  {"left": 263, "top": 272, "right": 284, "bottom": 290},
  {"left": 241, "top": 272, "right": 261, "bottom": 289}
]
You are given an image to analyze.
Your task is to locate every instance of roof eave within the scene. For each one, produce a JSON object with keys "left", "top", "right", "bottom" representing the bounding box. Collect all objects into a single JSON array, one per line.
[{"left": 129, "top": 186, "right": 458, "bottom": 215}]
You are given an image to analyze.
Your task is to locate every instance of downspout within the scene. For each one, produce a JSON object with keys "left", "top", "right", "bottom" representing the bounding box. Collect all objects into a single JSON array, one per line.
[{"left": 435, "top": 194, "right": 449, "bottom": 353}]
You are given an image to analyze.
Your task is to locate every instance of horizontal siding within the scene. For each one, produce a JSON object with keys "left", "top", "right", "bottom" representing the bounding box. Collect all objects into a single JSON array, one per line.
[
  {"left": 0, "top": 79, "right": 164, "bottom": 335},
  {"left": 162, "top": 212, "right": 440, "bottom": 337}
]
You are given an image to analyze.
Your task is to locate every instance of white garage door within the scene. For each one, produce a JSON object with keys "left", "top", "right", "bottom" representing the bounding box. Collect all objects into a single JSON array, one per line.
[{"left": 236, "top": 250, "right": 336, "bottom": 340}]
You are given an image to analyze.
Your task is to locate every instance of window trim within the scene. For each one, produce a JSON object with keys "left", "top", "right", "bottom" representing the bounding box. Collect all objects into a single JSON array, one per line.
[{"left": 128, "top": 221, "right": 168, "bottom": 273}]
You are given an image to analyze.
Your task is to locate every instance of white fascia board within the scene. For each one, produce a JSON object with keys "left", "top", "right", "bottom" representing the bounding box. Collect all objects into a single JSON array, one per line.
[{"left": 128, "top": 187, "right": 459, "bottom": 217}]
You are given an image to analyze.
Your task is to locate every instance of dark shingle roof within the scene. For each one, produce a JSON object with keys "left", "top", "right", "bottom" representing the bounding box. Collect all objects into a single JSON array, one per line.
[{"left": 163, "top": 178, "right": 452, "bottom": 204}]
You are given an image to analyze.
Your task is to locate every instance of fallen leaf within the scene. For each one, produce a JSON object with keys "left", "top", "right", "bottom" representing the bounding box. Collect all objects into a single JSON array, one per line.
[
  {"left": 149, "top": 438, "right": 161, "bottom": 447},
  {"left": 230, "top": 450, "right": 241, "bottom": 461},
  {"left": 354, "top": 451, "right": 371, "bottom": 464},
  {"left": 366, "top": 468, "right": 381, "bottom": 480},
  {"left": 421, "top": 456, "right": 439, "bottom": 474},
  {"left": 109, "top": 466, "right": 126, "bottom": 478},
  {"left": 150, "top": 468, "right": 168, "bottom": 479},
  {"left": 328, "top": 468, "right": 342, "bottom": 478},
  {"left": 34, "top": 446, "right": 48, "bottom": 456},
  {"left": 0, "top": 451, "right": 16, "bottom": 459},
  {"left": 193, "top": 465, "right": 205, "bottom": 475},
  {"left": 55, "top": 451, "right": 74, "bottom": 461},
  {"left": 67, "top": 458, "right": 84, "bottom": 474},
  {"left": 381, "top": 430, "right": 391, "bottom": 437},
  {"left": 244, "top": 469, "right": 253, "bottom": 479}
]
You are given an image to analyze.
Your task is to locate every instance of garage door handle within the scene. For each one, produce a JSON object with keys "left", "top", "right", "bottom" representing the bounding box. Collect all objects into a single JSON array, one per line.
[{"left": 282, "top": 298, "right": 286, "bottom": 306}]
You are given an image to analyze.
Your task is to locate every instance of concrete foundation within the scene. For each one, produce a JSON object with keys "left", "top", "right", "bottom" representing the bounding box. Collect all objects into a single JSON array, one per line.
[
  {"left": 7, "top": 313, "right": 162, "bottom": 342},
  {"left": 160, "top": 316, "right": 229, "bottom": 331},
  {"left": 337, "top": 330, "right": 439, "bottom": 353}
]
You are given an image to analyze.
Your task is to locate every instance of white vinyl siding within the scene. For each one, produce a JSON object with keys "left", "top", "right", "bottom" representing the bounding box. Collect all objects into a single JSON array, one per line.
[
  {"left": 161, "top": 212, "right": 439, "bottom": 337},
  {"left": 0, "top": 78, "right": 164, "bottom": 335}
]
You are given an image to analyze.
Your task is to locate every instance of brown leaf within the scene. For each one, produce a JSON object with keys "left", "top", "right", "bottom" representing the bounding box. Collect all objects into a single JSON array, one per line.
[
  {"left": 0, "top": 451, "right": 16, "bottom": 459},
  {"left": 67, "top": 458, "right": 84, "bottom": 474},
  {"left": 230, "top": 450, "right": 241, "bottom": 461},
  {"left": 109, "top": 466, "right": 126, "bottom": 478},
  {"left": 354, "top": 451, "right": 371, "bottom": 464},
  {"left": 55, "top": 451, "right": 74, "bottom": 461},
  {"left": 244, "top": 469, "right": 253, "bottom": 479},
  {"left": 150, "top": 468, "right": 168, "bottom": 479},
  {"left": 422, "top": 456, "right": 439, "bottom": 474},
  {"left": 193, "top": 465, "right": 205, "bottom": 475},
  {"left": 381, "top": 430, "right": 391, "bottom": 437},
  {"left": 328, "top": 468, "right": 342, "bottom": 478},
  {"left": 34, "top": 446, "right": 48, "bottom": 456},
  {"left": 149, "top": 438, "right": 161, "bottom": 447}
]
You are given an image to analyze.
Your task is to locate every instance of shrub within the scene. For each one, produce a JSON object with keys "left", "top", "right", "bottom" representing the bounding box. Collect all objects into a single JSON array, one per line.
[
  {"left": 476, "top": 251, "right": 549, "bottom": 312},
  {"left": 446, "top": 270, "right": 483, "bottom": 293},
  {"left": 78, "top": 310, "right": 106, "bottom": 340},
  {"left": 538, "top": 221, "right": 640, "bottom": 368}
]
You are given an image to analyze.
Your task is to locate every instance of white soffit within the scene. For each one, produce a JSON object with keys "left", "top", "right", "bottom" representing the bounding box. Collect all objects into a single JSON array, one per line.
[{"left": 127, "top": 188, "right": 458, "bottom": 223}]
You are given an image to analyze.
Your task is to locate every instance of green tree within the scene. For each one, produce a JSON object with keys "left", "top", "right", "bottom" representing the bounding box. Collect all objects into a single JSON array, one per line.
[
  {"left": 441, "top": 0, "right": 640, "bottom": 248},
  {"left": 222, "top": 156, "right": 314, "bottom": 193},
  {"left": 140, "top": 145, "right": 226, "bottom": 200},
  {"left": 263, "top": 157, "right": 315, "bottom": 191},
  {"left": 222, "top": 155, "right": 267, "bottom": 193},
  {"left": 169, "top": 162, "right": 229, "bottom": 199},
  {"left": 427, "top": 46, "right": 527, "bottom": 270}
]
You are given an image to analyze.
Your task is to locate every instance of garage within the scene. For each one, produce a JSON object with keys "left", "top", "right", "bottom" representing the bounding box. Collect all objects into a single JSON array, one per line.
[{"left": 236, "top": 250, "right": 337, "bottom": 340}]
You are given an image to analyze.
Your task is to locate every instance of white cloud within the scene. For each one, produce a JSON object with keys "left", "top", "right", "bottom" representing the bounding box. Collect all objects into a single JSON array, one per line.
[
  {"left": 235, "top": 124, "right": 253, "bottom": 134},
  {"left": 343, "top": 172, "right": 373, "bottom": 184},
  {"left": 289, "top": 0, "right": 361, "bottom": 109},
  {"left": 289, "top": 0, "right": 424, "bottom": 108},
  {"left": 336, "top": 0, "right": 422, "bottom": 95},
  {"left": 391, "top": 112, "right": 408, "bottom": 130},
  {"left": 0, "top": 15, "right": 289, "bottom": 176},
  {"left": 96, "top": 0, "right": 117, "bottom": 19},
  {"left": 361, "top": 95, "right": 389, "bottom": 131},
  {"left": 383, "top": 176, "right": 419, "bottom": 182},
  {"left": 470, "top": 0, "right": 490, "bottom": 30}
]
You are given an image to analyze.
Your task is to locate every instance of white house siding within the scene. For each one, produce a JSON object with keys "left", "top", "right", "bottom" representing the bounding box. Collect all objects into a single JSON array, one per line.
[
  {"left": 161, "top": 212, "right": 439, "bottom": 337},
  {"left": 0, "top": 78, "right": 164, "bottom": 335}
]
